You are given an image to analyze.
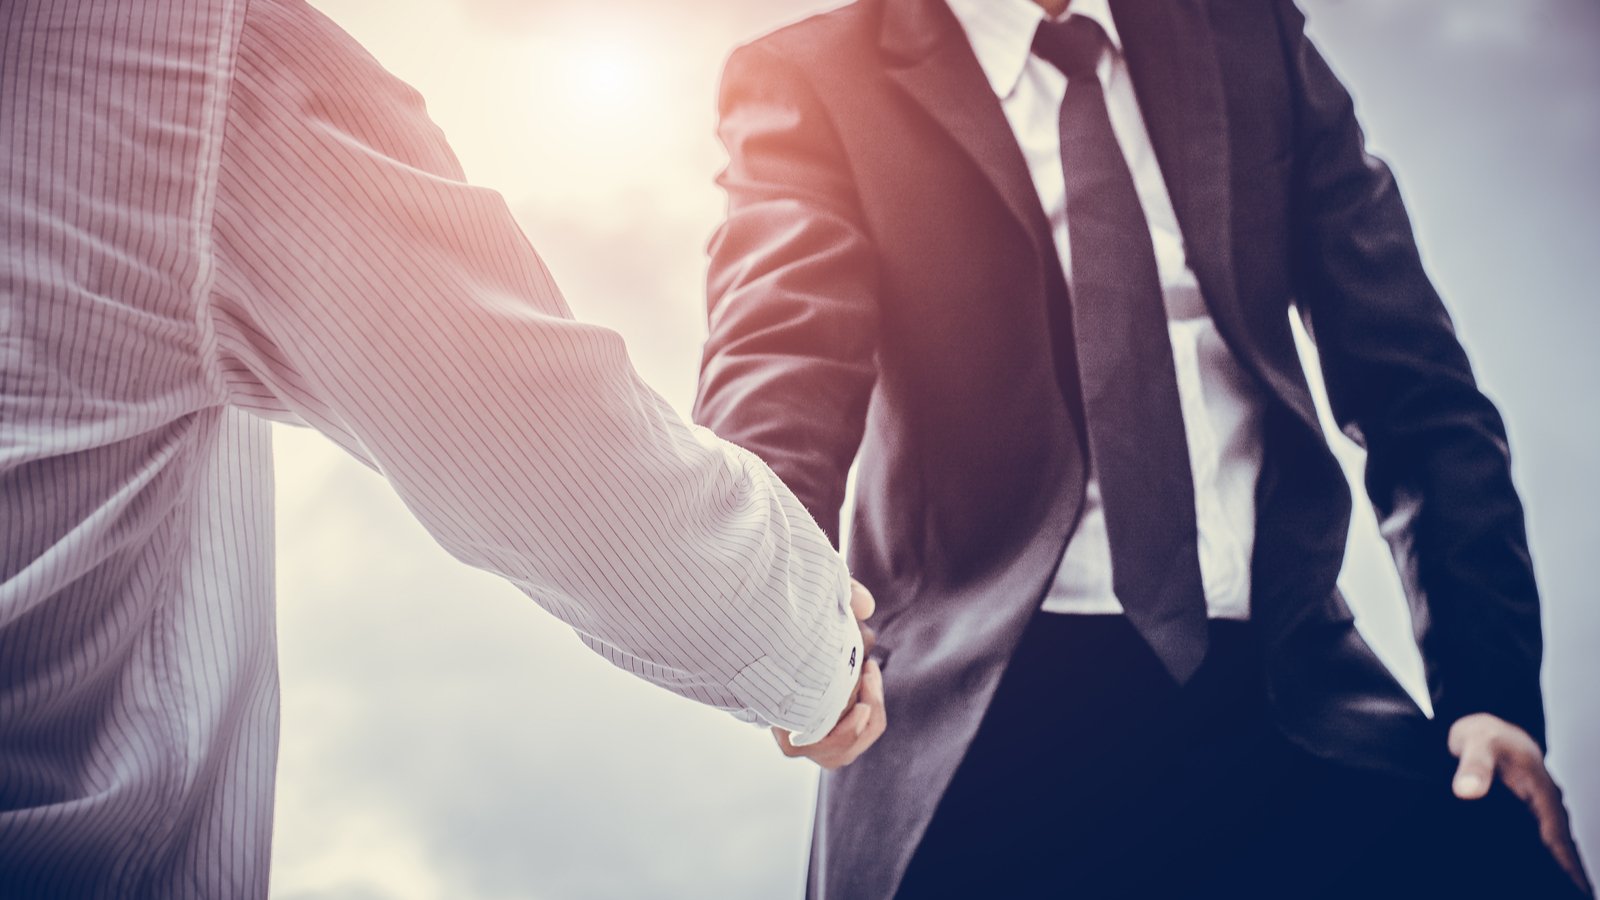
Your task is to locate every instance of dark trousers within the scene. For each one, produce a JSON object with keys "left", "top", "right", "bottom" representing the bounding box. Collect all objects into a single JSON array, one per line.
[{"left": 896, "top": 615, "right": 1579, "bottom": 899}]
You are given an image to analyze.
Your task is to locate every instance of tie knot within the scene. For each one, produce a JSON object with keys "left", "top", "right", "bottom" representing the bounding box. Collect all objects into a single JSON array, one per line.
[{"left": 1032, "top": 16, "right": 1107, "bottom": 80}]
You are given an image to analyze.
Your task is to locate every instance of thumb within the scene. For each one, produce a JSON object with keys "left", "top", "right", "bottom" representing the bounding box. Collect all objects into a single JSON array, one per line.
[
  {"left": 1452, "top": 737, "right": 1498, "bottom": 800},
  {"left": 849, "top": 579, "right": 876, "bottom": 621}
]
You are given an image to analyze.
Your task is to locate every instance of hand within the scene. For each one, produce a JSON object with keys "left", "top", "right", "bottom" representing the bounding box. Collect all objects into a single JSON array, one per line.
[
  {"left": 773, "top": 579, "right": 887, "bottom": 769},
  {"left": 1449, "top": 713, "right": 1592, "bottom": 895}
]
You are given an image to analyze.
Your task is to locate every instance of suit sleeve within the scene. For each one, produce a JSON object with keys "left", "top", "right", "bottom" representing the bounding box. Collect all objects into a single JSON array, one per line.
[
  {"left": 693, "top": 41, "right": 881, "bottom": 545},
  {"left": 1274, "top": 1, "right": 1545, "bottom": 744}
]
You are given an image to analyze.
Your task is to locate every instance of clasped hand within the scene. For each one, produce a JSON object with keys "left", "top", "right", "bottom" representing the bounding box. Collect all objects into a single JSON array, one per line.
[{"left": 773, "top": 579, "right": 886, "bottom": 769}]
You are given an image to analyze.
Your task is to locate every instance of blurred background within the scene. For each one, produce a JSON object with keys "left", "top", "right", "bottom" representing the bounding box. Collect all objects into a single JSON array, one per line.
[{"left": 269, "top": 1, "right": 1600, "bottom": 897}]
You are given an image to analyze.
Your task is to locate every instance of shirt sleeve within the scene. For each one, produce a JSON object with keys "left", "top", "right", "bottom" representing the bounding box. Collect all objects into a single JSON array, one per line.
[{"left": 200, "top": 0, "right": 860, "bottom": 744}]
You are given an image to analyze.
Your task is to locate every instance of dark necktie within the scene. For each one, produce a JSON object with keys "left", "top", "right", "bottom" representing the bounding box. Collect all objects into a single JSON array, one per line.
[{"left": 1033, "top": 17, "right": 1209, "bottom": 682}]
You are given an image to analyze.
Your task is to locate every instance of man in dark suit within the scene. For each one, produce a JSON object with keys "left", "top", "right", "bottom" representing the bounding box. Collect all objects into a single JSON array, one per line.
[{"left": 693, "top": 0, "right": 1591, "bottom": 896}]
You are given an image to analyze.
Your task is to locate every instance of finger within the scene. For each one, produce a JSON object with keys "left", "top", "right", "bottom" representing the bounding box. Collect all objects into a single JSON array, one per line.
[
  {"left": 860, "top": 669, "right": 888, "bottom": 742},
  {"left": 850, "top": 580, "right": 876, "bottom": 621},
  {"left": 849, "top": 660, "right": 889, "bottom": 749},
  {"left": 774, "top": 697, "right": 868, "bottom": 762},
  {"left": 815, "top": 659, "right": 887, "bottom": 766},
  {"left": 1537, "top": 806, "right": 1591, "bottom": 896},
  {"left": 846, "top": 700, "right": 873, "bottom": 739},
  {"left": 1519, "top": 774, "right": 1591, "bottom": 895},
  {"left": 817, "top": 703, "right": 873, "bottom": 758},
  {"left": 1500, "top": 760, "right": 1552, "bottom": 822},
  {"left": 833, "top": 702, "right": 887, "bottom": 769},
  {"left": 797, "top": 710, "right": 863, "bottom": 771},
  {"left": 820, "top": 662, "right": 887, "bottom": 769},
  {"left": 859, "top": 622, "right": 877, "bottom": 656},
  {"left": 772, "top": 727, "right": 803, "bottom": 758},
  {"left": 819, "top": 702, "right": 872, "bottom": 747},
  {"left": 1547, "top": 831, "right": 1592, "bottom": 896},
  {"left": 858, "top": 657, "right": 884, "bottom": 710},
  {"left": 825, "top": 706, "right": 885, "bottom": 770},
  {"left": 1496, "top": 756, "right": 1593, "bottom": 895},
  {"left": 1451, "top": 737, "right": 1498, "bottom": 800}
]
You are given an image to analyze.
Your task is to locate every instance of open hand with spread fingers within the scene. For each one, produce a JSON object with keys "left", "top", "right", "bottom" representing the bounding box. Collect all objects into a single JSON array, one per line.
[{"left": 1450, "top": 713, "right": 1593, "bottom": 896}]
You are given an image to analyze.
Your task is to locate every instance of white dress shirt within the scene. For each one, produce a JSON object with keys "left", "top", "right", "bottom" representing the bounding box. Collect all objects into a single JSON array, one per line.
[
  {"left": 944, "top": 0, "right": 1266, "bottom": 620},
  {"left": 0, "top": 1, "right": 860, "bottom": 895}
]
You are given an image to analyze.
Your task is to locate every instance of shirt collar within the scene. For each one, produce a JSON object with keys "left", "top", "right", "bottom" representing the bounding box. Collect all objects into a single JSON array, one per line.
[{"left": 943, "top": 0, "right": 1125, "bottom": 99}]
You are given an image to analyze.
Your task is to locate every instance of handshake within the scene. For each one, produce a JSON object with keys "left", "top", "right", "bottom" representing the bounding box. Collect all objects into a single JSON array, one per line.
[{"left": 774, "top": 579, "right": 888, "bottom": 769}]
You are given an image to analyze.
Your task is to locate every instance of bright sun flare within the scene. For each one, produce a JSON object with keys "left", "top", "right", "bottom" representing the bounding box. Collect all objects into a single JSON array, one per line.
[{"left": 565, "top": 39, "right": 647, "bottom": 110}]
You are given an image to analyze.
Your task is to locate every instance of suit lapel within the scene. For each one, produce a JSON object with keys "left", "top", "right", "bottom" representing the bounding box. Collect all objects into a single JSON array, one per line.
[
  {"left": 1112, "top": 0, "right": 1324, "bottom": 429},
  {"left": 1116, "top": 0, "right": 1326, "bottom": 433},
  {"left": 878, "top": 0, "right": 1321, "bottom": 431},
  {"left": 880, "top": 0, "right": 1054, "bottom": 257},
  {"left": 1111, "top": 0, "right": 1239, "bottom": 321},
  {"left": 879, "top": 0, "right": 1236, "bottom": 319}
]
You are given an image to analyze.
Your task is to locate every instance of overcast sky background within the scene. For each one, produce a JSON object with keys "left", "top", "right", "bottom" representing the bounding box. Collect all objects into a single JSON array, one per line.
[{"left": 268, "top": 1, "right": 1600, "bottom": 897}]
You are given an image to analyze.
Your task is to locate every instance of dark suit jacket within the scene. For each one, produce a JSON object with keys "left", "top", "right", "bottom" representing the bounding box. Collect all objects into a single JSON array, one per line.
[{"left": 692, "top": 1, "right": 1546, "bottom": 896}]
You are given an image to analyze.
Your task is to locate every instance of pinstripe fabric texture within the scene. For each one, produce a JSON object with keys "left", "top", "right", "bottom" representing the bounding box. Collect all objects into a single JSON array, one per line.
[{"left": 0, "top": 1, "right": 860, "bottom": 895}]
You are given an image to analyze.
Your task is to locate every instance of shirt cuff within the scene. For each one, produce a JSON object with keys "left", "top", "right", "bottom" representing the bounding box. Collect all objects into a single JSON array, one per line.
[
  {"left": 786, "top": 612, "right": 865, "bottom": 747},
  {"left": 724, "top": 569, "right": 863, "bottom": 746}
]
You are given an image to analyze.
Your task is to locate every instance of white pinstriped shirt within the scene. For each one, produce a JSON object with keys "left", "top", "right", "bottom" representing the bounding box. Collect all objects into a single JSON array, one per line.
[{"left": 0, "top": 1, "right": 861, "bottom": 895}]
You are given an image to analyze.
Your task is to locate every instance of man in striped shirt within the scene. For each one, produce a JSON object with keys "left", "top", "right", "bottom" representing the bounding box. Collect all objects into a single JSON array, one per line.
[{"left": 0, "top": 1, "right": 885, "bottom": 896}]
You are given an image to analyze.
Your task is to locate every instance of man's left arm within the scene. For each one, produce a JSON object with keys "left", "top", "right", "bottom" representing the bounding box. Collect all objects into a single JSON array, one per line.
[
  {"left": 1272, "top": 3, "right": 1588, "bottom": 891},
  {"left": 1275, "top": 0, "right": 1541, "bottom": 742}
]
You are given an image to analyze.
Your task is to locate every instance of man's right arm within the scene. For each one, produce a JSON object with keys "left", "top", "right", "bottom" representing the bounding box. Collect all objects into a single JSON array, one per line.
[
  {"left": 694, "top": 41, "right": 882, "bottom": 545},
  {"left": 202, "top": 1, "right": 867, "bottom": 747}
]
